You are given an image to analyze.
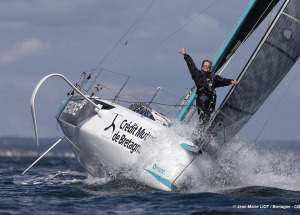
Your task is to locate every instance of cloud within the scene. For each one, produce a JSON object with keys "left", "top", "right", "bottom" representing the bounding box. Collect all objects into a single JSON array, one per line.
[
  {"left": 0, "top": 38, "right": 48, "bottom": 64},
  {"left": 181, "top": 14, "right": 222, "bottom": 40}
]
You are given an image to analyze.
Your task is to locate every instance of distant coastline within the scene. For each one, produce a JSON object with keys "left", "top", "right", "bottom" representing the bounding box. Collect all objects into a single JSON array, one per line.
[
  {"left": 0, "top": 136, "right": 74, "bottom": 157},
  {"left": 0, "top": 136, "right": 299, "bottom": 157}
]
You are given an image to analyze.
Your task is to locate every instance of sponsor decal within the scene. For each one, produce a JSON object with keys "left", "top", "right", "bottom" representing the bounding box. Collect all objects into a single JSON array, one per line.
[
  {"left": 112, "top": 131, "right": 141, "bottom": 154},
  {"left": 153, "top": 164, "right": 165, "bottom": 174},
  {"left": 104, "top": 115, "right": 156, "bottom": 154},
  {"left": 119, "top": 120, "right": 155, "bottom": 141},
  {"left": 144, "top": 169, "right": 177, "bottom": 190},
  {"left": 63, "top": 100, "right": 87, "bottom": 116},
  {"left": 103, "top": 114, "right": 123, "bottom": 139}
]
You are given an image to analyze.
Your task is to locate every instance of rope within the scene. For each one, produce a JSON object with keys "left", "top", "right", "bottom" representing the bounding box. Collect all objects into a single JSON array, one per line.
[{"left": 254, "top": 67, "right": 300, "bottom": 142}]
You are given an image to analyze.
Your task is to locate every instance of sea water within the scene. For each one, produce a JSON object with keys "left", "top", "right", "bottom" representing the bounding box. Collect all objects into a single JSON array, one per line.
[{"left": 0, "top": 135, "right": 299, "bottom": 214}]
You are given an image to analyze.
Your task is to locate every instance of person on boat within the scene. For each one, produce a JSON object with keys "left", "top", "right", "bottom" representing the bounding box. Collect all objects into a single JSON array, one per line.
[{"left": 180, "top": 48, "right": 237, "bottom": 130}]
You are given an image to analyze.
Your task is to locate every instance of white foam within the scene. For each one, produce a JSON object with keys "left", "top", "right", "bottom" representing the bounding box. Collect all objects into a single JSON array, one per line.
[
  {"left": 190, "top": 139, "right": 300, "bottom": 192},
  {"left": 83, "top": 174, "right": 113, "bottom": 185},
  {"left": 16, "top": 170, "right": 88, "bottom": 185},
  {"left": 130, "top": 123, "right": 202, "bottom": 190},
  {"left": 130, "top": 123, "right": 300, "bottom": 192}
]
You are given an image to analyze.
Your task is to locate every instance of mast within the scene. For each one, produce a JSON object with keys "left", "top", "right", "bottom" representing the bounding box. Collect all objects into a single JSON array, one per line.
[
  {"left": 209, "top": 0, "right": 299, "bottom": 144},
  {"left": 175, "top": 0, "right": 280, "bottom": 123},
  {"left": 175, "top": 0, "right": 258, "bottom": 122}
]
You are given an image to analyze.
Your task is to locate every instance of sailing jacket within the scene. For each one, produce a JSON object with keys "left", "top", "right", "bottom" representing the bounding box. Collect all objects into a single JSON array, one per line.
[{"left": 183, "top": 53, "right": 233, "bottom": 97}]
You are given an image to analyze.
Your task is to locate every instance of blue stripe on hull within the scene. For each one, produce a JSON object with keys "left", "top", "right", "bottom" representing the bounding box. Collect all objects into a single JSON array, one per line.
[{"left": 144, "top": 169, "right": 178, "bottom": 191}]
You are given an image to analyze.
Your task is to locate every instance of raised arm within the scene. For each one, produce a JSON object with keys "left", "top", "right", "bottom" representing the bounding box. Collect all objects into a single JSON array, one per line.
[{"left": 180, "top": 48, "right": 199, "bottom": 79}]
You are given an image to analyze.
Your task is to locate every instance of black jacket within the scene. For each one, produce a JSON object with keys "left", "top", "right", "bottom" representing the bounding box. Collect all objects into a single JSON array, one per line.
[{"left": 184, "top": 53, "right": 232, "bottom": 96}]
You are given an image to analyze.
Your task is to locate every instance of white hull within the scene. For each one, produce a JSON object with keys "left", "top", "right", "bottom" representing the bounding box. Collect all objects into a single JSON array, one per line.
[{"left": 56, "top": 95, "right": 198, "bottom": 191}]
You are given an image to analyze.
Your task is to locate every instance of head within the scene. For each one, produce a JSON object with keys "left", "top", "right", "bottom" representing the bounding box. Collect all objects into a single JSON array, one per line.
[{"left": 201, "top": 60, "right": 212, "bottom": 73}]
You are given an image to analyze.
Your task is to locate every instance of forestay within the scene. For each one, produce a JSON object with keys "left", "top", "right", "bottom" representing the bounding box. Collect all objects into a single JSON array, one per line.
[{"left": 208, "top": 0, "right": 300, "bottom": 144}]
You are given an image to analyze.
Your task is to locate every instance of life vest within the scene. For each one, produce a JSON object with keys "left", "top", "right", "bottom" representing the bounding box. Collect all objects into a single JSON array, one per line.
[{"left": 205, "top": 72, "right": 217, "bottom": 111}]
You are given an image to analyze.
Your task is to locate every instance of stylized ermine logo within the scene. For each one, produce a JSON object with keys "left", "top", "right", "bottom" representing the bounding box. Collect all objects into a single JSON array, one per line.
[
  {"left": 102, "top": 114, "right": 123, "bottom": 139},
  {"left": 104, "top": 114, "right": 119, "bottom": 133}
]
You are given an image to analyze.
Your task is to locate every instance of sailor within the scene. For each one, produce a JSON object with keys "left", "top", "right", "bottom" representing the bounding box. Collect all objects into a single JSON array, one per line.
[{"left": 180, "top": 48, "right": 237, "bottom": 130}]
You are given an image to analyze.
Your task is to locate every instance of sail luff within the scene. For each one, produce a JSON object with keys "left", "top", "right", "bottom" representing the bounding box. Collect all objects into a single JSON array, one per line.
[
  {"left": 213, "top": 0, "right": 289, "bottom": 112},
  {"left": 175, "top": 0, "right": 271, "bottom": 122},
  {"left": 211, "top": 0, "right": 257, "bottom": 73},
  {"left": 212, "top": 0, "right": 281, "bottom": 73},
  {"left": 208, "top": 0, "right": 300, "bottom": 144}
]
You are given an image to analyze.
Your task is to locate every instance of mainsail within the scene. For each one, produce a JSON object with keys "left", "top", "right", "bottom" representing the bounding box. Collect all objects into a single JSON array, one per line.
[
  {"left": 176, "top": 0, "right": 280, "bottom": 122},
  {"left": 211, "top": 0, "right": 280, "bottom": 73},
  {"left": 208, "top": 0, "right": 300, "bottom": 144}
]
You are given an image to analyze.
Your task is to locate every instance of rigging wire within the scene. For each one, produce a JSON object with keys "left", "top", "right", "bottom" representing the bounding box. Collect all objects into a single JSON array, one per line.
[
  {"left": 209, "top": 0, "right": 281, "bottom": 124},
  {"left": 87, "top": 1, "right": 156, "bottom": 79},
  {"left": 110, "top": 0, "right": 156, "bottom": 67},
  {"left": 171, "top": 153, "right": 200, "bottom": 187},
  {"left": 101, "top": 68, "right": 181, "bottom": 100},
  {"left": 209, "top": 0, "right": 282, "bottom": 126},
  {"left": 212, "top": 23, "right": 237, "bottom": 62},
  {"left": 140, "top": 0, "right": 219, "bottom": 59},
  {"left": 88, "top": 1, "right": 219, "bottom": 109},
  {"left": 254, "top": 67, "right": 300, "bottom": 142},
  {"left": 216, "top": 0, "right": 279, "bottom": 76},
  {"left": 86, "top": 67, "right": 182, "bottom": 115},
  {"left": 267, "top": 0, "right": 276, "bottom": 27}
]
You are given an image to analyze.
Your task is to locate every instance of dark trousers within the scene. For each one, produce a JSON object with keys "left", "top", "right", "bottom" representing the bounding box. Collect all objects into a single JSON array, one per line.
[
  {"left": 192, "top": 94, "right": 214, "bottom": 148},
  {"left": 196, "top": 94, "right": 214, "bottom": 129}
]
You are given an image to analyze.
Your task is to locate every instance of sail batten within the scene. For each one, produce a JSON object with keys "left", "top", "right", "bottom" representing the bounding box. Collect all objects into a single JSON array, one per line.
[
  {"left": 208, "top": 0, "right": 300, "bottom": 144},
  {"left": 282, "top": 12, "right": 300, "bottom": 24}
]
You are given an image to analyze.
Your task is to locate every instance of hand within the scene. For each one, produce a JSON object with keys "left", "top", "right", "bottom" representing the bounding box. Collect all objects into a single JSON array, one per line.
[
  {"left": 180, "top": 48, "right": 185, "bottom": 55},
  {"left": 231, "top": 80, "right": 237, "bottom": 85}
]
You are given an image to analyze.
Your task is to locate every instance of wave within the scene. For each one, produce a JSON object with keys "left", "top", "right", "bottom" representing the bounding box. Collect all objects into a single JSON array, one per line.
[
  {"left": 187, "top": 137, "right": 300, "bottom": 193},
  {"left": 5, "top": 130, "right": 299, "bottom": 193},
  {"left": 131, "top": 124, "right": 300, "bottom": 193}
]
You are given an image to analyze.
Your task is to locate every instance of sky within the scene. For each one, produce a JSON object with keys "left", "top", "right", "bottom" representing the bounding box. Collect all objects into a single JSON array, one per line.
[{"left": 1, "top": 0, "right": 299, "bottom": 142}]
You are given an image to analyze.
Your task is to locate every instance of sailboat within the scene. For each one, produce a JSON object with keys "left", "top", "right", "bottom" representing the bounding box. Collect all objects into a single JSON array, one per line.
[{"left": 24, "top": 0, "right": 300, "bottom": 191}]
